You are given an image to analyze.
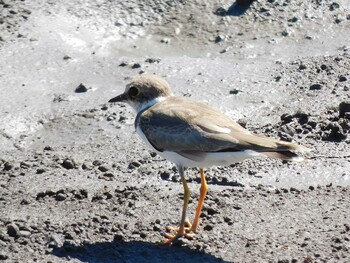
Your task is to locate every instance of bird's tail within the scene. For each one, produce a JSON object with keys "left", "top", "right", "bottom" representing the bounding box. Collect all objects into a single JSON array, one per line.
[{"left": 262, "top": 142, "right": 310, "bottom": 162}]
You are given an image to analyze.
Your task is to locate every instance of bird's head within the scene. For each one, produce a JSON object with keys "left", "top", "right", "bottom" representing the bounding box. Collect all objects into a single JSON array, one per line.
[{"left": 109, "top": 75, "right": 173, "bottom": 112}]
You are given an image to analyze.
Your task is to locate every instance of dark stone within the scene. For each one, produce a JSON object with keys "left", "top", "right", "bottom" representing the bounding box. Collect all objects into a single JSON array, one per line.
[
  {"left": 0, "top": 251, "right": 8, "bottom": 260},
  {"left": 43, "top": 145, "right": 53, "bottom": 151},
  {"left": 281, "top": 113, "right": 293, "bottom": 124},
  {"left": 3, "top": 162, "right": 13, "bottom": 171},
  {"left": 299, "top": 64, "right": 306, "bottom": 70},
  {"left": 119, "top": 62, "right": 128, "bottom": 67},
  {"left": 131, "top": 63, "right": 141, "bottom": 69},
  {"left": 214, "top": 7, "right": 226, "bottom": 16},
  {"left": 98, "top": 165, "right": 109, "bottom": 172},
  {"left": 160, "top": 171, "right": 170, "bottom": 180},
  {"left": 214, "top": 35, "right": 224, "bottom": 43},
  {"left": 339, "top": 75, "right": 347, "bottom": 82},
  {"left": 206, "top": 207, "right": 219, "bottom": 215},
  {"left": 62, "top": 159, "right": 75, "bottom": 169},
  {"left": 36, "top": 168, "right": 46, "bottom": 174},
  {"left": 204, "top": 224, "right": 214, "bottom": 231},
  {"left": 339, "top": 101, "right": 350, "bottom": 117},
  {"left": 310, "top": 83, "right": 322, "bottom": 90},
  {"left": 7, "top": 223, "right": 21, "bottom": 238},
  {"left": 229, "top": 89, "right": 242, "bottom": 95},
  {"left": 329, "top": 2, "right": 340, "bottom": 11},
  {"left": 55, "top": 193, "right": 66, "bottom": 201},
  {"left": 145, "top": 58, "right": 161, "bottom": 63},
  {"left": 75, "top": 83, "right": 88, "bottom": 93}
]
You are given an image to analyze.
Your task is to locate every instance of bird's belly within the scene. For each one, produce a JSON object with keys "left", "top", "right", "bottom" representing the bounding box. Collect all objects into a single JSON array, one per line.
[{"left": 159, "top": 150, "right": 261, "bottom": 168}]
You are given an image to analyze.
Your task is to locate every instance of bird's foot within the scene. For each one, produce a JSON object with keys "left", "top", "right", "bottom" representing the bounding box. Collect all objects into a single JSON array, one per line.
[{"left": 162, "top": 219, "right": 196, "bottom": 244}]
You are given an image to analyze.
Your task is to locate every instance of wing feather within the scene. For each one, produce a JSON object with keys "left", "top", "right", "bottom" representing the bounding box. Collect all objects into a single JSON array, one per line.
[{"left": 138, "top": 97, "right": 306, "bottom": 154}]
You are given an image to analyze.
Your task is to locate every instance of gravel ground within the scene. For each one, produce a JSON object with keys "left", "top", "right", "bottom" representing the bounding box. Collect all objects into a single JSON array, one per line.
[{"left": 0, "top": 0, "right": 350, "bottom": 262}]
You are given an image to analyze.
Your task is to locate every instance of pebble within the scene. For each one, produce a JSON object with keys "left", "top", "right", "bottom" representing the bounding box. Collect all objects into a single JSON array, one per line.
[
  {"left": 36, "top": 168, "right": 45, "bottom": 174},
  {"left": 214, "top": 7, "right": 226, "bottom": 16},
  {"left": 339, "top": 75, "right": 347, "bottom": 82},
  {"left": 131, "top": 63, "right": 141, "bottom": 69},
  {"left": 98, "top": 165, "right": 110, "bottom": 172},
  {"left": 204, "top": 224, "right": 214, "bottom": 231},
  {"left": 310, "top": 83, "right": 322, "bottom": 90},
  {"left": 75, "top": 83, "right": 88, "bottom": 93},
  {"left": 62, "top": 159, "right": 76, "bottom": 169},
  {"left": 339, "top": 101, "right": 350, "bottom": 117},
  {"left": 55, "top": 193, "right": 66, "bottom": 201},
  {"left": 0, "top": 251, "right": 8, "bottom": 260},
  {"left": 7, "top": 223, "right": 21, "bottom": 238},
  {"left": 119, "top": 61, "right": 128, "bottom": 67},
  {"left": 160, "top": 171, "right": 170, "bottom": 180},
  {"left": 3, "top": 162, "right": 13, "bottom": 171},
  {"left": 145, "top": 58, "right": 160, "bottom": 63}
]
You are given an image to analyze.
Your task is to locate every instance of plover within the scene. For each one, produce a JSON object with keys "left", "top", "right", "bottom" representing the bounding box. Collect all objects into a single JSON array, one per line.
[{"left": 109, "top": 74, "right": 308, "bottom": 244}]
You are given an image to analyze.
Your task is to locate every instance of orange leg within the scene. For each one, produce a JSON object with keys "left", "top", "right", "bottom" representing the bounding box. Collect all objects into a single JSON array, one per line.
[
  {"left": 163, "top": 166, "right": 194, "bottom": 244},
  {"left": 189, "top": 168, "right": 208, "bottom": 233},
  {"left": 163, "top": 168, "right": 208, "bottom": 243}
]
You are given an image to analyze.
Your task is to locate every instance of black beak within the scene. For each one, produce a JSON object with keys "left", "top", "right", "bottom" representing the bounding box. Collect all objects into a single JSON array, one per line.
[{"left": 109, "top": 93, "right": 127, "bottom": 103}]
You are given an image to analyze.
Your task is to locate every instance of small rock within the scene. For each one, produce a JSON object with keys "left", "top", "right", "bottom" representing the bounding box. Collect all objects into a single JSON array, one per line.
[
  {"left": 206, "top": 207, "right": 219, "bottom": 215},
  {"left": 20, "top": 199, "right": 31, "bottom": 205},
  {"left": 281, "top": 113, "right": 293, "bottom": 124},
  {"left": 229, "top": 89, "right": 242, "bottom": 95},
  {"left": 92, "top": 160, "right": 102, "bottom": 166},
  {"left": 7, "top": 223, "right": 21, "bottom": 238},
  {"left": 329, "top": 2, "right": 340, "bottom": 11},
  {"left": 160, "top": 38, "right": 171, "bottom": 44},
  {"left": 3, "top": 162, "right": 13, "bottom": 171},
  {"left": 320, "top": 64, "right": 327, "bottom": 70},
  {"left": 128, "top": 161, "right": 141, "bottom": 169},
  {"left": 299, "top": 64, "right": 307, "bottom": 70},
  {"left": 275, "top": 75, "right": 282, "bottom": 82},
  {"left": 64, "top": 232, "right": 74, "bottom": 240},
  {"left": 103, "top": 173, "right": 114, "bottom": 178},
  {"left": 75, "top": 83, "right": 88, "bottom": 93},
  {"left": 43, "top": 145, "right": 53, "bottom": 151},
  {"left": 114, "top": 234, "right": 124, "bottom": 241},
  {"left": 310, "top": 83, "right": 322, "bottom": 90},
  {"left": 214, "top": 7, "right": 226, "bottom": 16},
  {"left": 214, "top": 35, "right": 224, "bottom": 43},
  {"left": 160, "top": 171, "right": 170, "bottom": 180},
  {"left": 119, "top": 62, "right": 128, "bottom": 67},
  {"left": 98, "top": 165, "right": 110, "bottom": 172},
  {"left": 36, "top": 168, "right": 46, "bottom": 174},
  {"left": 131, "top": 63, "right": 141, "bottom": 69},
  {"left": 62, "top": 159, "right": 76, "bottom": 169},
  {"left": 339, "top": 101, "right": 350, "bottom": 117},
  {"left": 145, "top": 58, "right": 160, "bottom": 63},
  {"left": 339, "top": 75, "right": 347, "bottom": 82},
  {"left": 20, "top": 162, "right": 30, "bottom": 169},
  {"left": 63, "top": 55, "right": 72, "bottom": 60},
  {"left": 204, "top": 224, "right": 214, "bottom": 231},
  {"left": 0, "top": 251, "right": 8, "bottom": 260},
  {"left": 55, "top": 193, "right": 66, "bottom": 201}
]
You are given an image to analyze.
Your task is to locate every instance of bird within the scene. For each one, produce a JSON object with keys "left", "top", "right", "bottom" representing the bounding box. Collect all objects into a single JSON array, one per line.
[{"left": 108, "top": 74, "right": 308, "bottom": 244}]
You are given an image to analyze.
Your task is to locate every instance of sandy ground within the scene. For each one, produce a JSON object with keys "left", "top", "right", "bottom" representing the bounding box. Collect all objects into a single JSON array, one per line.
[{"left": 0, "top": 0, "right": 350, "bottom": 262}]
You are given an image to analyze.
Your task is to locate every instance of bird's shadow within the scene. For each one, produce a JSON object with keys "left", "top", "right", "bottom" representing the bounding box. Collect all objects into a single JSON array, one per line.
[
  {"left": 216, "top": 1, "right": 255, "bottom": 17},
  {"left": 52, "top": 239, "right": 228, "bottom": 263}
]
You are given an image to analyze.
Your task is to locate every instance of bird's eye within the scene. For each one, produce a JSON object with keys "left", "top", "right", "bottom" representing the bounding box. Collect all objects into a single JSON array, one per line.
[{"left": 128, "top": 86, "right": 140, "bottom": 98}]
